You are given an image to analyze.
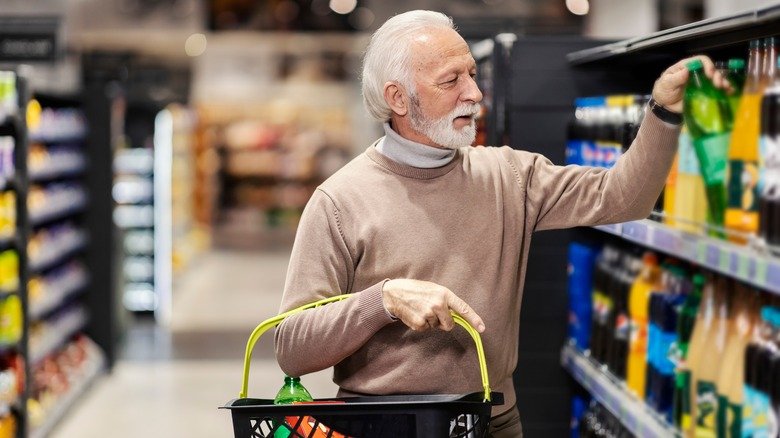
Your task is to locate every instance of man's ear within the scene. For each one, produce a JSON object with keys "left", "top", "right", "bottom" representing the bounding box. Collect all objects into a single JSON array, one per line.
[{"left": 383, "top": 81, "right": 408, "bottom": 117}]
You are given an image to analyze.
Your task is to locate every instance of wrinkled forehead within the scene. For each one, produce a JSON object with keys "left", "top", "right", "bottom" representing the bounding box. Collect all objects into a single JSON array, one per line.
[{"left": 408, "top": 27, "right": 474, "bottom": 73}]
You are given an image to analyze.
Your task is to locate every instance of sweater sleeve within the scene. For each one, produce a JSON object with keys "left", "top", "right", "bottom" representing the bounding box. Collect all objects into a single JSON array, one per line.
[
  {"left": 274, "top": 189, "right": 395, "bottom": 377},
  {"left": 521, "top": 110, "right": 681, "bottom": 232}
]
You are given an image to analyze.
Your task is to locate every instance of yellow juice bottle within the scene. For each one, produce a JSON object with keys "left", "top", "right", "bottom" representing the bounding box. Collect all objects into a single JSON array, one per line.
[
  {"left": 725, "top": 38, "right": 774, "bottom": 240},
  {"left": 627, "top": 252, "right": 661, "bottom": 398},
  {"left": 715, "top": 285, "right": 758, "bottom": 437}
]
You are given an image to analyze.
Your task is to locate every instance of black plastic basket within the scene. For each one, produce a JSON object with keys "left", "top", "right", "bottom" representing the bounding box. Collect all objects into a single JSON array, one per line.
[{"left": 223, "top": 294, "right": 502, "bottom": 438}]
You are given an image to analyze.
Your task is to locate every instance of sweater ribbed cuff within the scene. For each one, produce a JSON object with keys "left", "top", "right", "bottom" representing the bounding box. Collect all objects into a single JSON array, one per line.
[{"left": 357, "top": 279, "right": 396, "bottom": 331}]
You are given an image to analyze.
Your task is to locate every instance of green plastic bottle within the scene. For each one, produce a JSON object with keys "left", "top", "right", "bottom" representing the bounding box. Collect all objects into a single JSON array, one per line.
[
  {"left": 683, "top": 58, "right": 733, "bottom": 234},
  {"left": 273, "top": 376, "right": 313, "bottom": 438}
]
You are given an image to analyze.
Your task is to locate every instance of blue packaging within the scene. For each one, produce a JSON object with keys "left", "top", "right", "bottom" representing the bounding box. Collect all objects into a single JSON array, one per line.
[{"left": 568, "top": 242, "right": 599, "bottom": 349}]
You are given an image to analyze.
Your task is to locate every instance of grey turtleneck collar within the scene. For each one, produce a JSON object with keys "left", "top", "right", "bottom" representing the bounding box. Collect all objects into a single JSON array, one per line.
[{"left": 375, "top": 122, "right": 456, "bottom": 168}]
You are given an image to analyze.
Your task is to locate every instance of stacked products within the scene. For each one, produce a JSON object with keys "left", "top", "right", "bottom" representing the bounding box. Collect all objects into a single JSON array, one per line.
[
  {"left": 567, "top": 241, "right": 780, "bottom": 436},
  {"left": 577, "top": 401, "right": 632, "bottom": 438},
  {"left": 0, "top": 73, "right": 17, "bottom": 123},
  {"left": 567, "top": 38, "right": 780, "bottom": 250},
  {"left": 0, "top": 138, "right": 13, "bottom": 189}
]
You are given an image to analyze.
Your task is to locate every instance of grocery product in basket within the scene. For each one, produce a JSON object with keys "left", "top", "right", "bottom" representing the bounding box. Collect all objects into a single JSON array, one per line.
[
  {"left": 726, "top": 39, "right": 773, "bottom": 241},
  {"left": 759, "top": 55, "right": 780, "bottom": 250},
  {"left": 273, "top": 376, "right": 313, "bottom": 438},
  {"left": 683, "top": 58, "right": 733, "bottom": 234}
]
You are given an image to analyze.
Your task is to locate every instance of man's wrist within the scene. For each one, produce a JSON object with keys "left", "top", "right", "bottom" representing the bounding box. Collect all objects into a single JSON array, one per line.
[
  {"left": 381, "top": 279, "right": 398, "bottom": 321},
  {"left": 648, "top": 98, "right": 683, "bottom": 125}
]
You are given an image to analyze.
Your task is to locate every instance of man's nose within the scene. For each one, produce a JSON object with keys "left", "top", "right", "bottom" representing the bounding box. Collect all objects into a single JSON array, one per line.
[{"left": 462, "top": 76, "right": 483, "bottom": 104}]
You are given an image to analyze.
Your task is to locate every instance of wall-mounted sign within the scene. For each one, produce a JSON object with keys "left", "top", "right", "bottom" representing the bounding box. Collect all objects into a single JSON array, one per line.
[{"left": 0, "top": 16, "right": 60, "bottom": 62}]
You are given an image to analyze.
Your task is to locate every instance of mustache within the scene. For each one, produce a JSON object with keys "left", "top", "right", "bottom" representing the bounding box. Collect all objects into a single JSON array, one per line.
[{"left": 452, "top": 104, "right": 481, "bottom": 118}]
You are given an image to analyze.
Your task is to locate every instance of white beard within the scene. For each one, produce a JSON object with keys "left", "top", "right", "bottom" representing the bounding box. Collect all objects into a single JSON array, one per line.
[{"left": 409, "top": 96, "right": 479, "bottom": 150}]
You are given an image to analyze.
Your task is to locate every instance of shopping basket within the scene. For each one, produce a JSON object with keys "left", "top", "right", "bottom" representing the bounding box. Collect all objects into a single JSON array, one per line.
[{"left": 222, "top": 294, "right": 504, "bottom": 438}]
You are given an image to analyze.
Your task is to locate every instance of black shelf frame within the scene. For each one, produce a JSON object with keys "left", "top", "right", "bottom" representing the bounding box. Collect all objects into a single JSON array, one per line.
[{"left": 568, "top": 4, "right": 780, "bottom": 65}]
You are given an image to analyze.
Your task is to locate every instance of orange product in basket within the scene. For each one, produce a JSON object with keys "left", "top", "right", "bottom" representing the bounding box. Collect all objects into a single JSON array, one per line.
[{"left": 286, "top": 401, "right": 347, "bottom": 438}]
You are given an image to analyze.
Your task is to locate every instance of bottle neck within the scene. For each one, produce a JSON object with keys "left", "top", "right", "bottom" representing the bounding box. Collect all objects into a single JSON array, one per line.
[
  {"left": 746, "top": 46, "right": 763, "bottom": 92},
  {"left": 763, "top": 44, "right": 777, "bottom": 85}
]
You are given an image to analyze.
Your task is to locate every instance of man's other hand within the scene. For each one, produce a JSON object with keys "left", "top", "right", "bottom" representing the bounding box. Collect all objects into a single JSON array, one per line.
[
  {"left": 652, "top": 55, "right": 730, "bottom": 114},
  {"left": 382, "top": 279, "right": 486, "bottom": 333}
]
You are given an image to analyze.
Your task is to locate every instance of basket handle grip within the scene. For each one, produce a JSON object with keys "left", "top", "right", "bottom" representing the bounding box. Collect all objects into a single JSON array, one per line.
[{"left": 239, "top": 293, "right": 492, "bottom": 402}]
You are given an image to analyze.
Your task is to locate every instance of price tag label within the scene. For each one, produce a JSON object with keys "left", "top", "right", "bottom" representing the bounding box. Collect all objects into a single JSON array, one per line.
[
  {"left": 718, "top": 250, "right": 730, "bottom": 273},
  {"left": 729, "top": 252, "right": 739, "bottom": 276},
  {"left": 652, "top": 227, "right": 675, "bottom": 251},
  {"left": 766, "top": 262, "right": 780, "bottom": 293},
  {"left": 755, "top": 259, "right": 768, "bottom": 286},
  {"left": 706, "top": 245, "right": 720, "bottom": 269},
  {"left": 696, "top": 242, "right": 708, "bottom": 265},
  {"left": 737, "top": 254, "right": 750, "bottom": 280}
]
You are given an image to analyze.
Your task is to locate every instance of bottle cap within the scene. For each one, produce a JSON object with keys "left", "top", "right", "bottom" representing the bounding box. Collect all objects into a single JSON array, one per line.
[
  {"left": 686, "top": 59, "right": 704, "bottom": 71},
  {"left": 693, "top": 273, "right": 705, "bottom": 287},
  {"left": 750, "top": 39, "right": 761, "bottom": 49},
  {"left": 728, "top": 58, "right": 745, "bottom": 69},
  {"left": 763, "top": 36, "right": 777, "bottom": 47},
  {"left": 777, "top": 55, "right": 780, "bottom": 68},
  {"left": 760, "top": 306, "right": 774, "bottom": 323}
]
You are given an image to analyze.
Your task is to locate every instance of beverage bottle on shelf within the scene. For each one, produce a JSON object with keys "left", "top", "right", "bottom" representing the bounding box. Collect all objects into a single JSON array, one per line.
[
  {"left": 683, "top": 58, "right": 733, "bottom": 234},
  {"left": 715, "top": 284, "right": 758, "bottom": 437},
  {"left": 608, "top": 252, "right": 639, "bottom": 378},
  {"left": 673, "top": 274, "right": 703, "bottom": 428},
  {"left": 626, "top": 252, "right": 661, "bottom": 398},
  {"left": 672, "top": 128, "right": 710, "bottom": 233},
  {"left": 726, "top": 38, "right": 773, "bottom": 241},
  {"left": 742, "top": 306, "right": 777, "bottom": 437},
  {"left": 568, "top": 242, "right": 599, "bottom": 350},
  {"left": 591, "top": 246, "right": 620, "bottom": 363},
  {"left": 759, "top": 55, "right": 780, "bottom": 251},
  {"left": 273, "top": 376, "right": 314, "bottom": 438},
  {"left": 727, "top": 58, "right": 747, "bottom": 116},
  {"left": 685, "top": 274, "right": 718, "bottom": 435},
  {"left": 692, "top": 276, "right": 730, "bottom": 437}
]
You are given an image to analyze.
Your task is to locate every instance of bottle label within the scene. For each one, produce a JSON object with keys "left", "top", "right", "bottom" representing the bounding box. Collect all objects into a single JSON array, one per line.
[
  {"left": 678, "top": 131, "right": 701, "bottom": 176},
  {"left": 743, "top": 384, "right": 770, "bottom": 436},
  {"left": 680, "top": 370, "right": 693, "bottom": 430},
  {"left": 695, "top": 380, "right": 718, "bottom": 436},
  {"left": 727, "top": 160, "right": 759, "bottom": 211},
  {"left": 716, "top": 395, "right": 743, "bottom": 438},
  {"left": 693, "top": 133, "right": 730, "bottom": 186}
]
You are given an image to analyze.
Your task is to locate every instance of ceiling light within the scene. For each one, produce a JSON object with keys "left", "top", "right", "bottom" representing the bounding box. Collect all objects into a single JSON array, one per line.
[
  {"left": 566, "top": 0, "right": 589, "bottom": 15},
  {"left": 185, "top": 33, "right": 207, "bottom": 57},
  {"left": 329, "top": 0, "right": 357, "bottom": 15}
]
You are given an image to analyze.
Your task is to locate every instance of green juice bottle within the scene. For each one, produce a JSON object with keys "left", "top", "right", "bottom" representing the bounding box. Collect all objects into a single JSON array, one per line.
[
  {"left": 273, "top": 376, "right": 313, "bottom": 438},
  {"left": 683, "top": 59, "right": 734, "bottom": 235}
]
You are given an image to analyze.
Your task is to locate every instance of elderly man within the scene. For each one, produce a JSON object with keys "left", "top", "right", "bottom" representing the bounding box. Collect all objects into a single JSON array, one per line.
[{"left": 274, "top": 9, "right": 726, "bottom": 437}]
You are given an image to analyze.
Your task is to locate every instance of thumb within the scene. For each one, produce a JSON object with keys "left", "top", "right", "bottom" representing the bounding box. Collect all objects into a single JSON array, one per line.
[{"left": 446, "top": 292, "right": 485, "bottom": 333}]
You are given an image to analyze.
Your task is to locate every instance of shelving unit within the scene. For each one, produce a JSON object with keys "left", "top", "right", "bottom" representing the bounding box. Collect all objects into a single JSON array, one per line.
[
  {"left": 557, "top": 5, "right": 780, "bottom": 436},
  {"left": 560, "top": 343, "right": 680, "bottom": 438}
]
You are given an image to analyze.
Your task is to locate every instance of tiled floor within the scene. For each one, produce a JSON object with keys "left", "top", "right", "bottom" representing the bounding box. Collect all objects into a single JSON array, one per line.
[{"left": 52, "top": 249, "right": 338, "bottom": 438}]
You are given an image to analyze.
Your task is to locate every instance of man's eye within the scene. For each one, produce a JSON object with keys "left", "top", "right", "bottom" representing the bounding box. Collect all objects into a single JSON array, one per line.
[{"left": 446, "top": 77, "right": 457, "bottom": 84}]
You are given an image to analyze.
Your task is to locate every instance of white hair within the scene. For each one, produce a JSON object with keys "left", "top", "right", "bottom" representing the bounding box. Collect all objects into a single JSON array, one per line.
[{"left": 361, "top": 10, "right": 455, "bottom": 122}]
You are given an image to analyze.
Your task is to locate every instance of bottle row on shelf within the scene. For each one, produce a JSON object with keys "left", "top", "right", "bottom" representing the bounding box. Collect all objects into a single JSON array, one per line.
[
  {"left": 28, "top": 223, "right": 88, "bottom": 274},
  {"left": 568, "top": 238, "right": 780, "bottom": 437},
  {"left": 568, "top": 37, "right": 780, "bottom": 252},
  {"left": 29, "top": 143, "right": 86, "bottom": 182},
  {"left": 26, "top": 101, "right": 87, "bottom": 144},
  {"left": 0, "top": 138, "right": 13, "bottom": 191},
  {"left": 29, "top": 183, "right": 87, "bottom": 226},
  {"left": 575, "top": 399, "right": 632, "bottom": 438}
]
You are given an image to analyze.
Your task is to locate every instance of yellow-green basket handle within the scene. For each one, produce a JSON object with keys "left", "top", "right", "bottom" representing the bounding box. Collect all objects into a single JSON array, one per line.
[{"left": 239, "top": 293, "right": 492, "bottom": 402}]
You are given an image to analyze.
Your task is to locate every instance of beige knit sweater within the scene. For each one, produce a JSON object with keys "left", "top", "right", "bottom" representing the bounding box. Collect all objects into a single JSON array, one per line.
[{"left": 274, "top": 111, "right": 680, "bottom": 415}]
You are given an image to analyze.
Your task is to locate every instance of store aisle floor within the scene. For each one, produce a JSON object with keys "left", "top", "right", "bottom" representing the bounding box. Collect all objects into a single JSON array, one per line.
[{"left": 52, "top": 249, "right": 338, "bottom": 438}]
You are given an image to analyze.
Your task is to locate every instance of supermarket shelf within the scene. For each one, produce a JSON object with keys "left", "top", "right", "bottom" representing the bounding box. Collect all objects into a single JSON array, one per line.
[
  {"left": 30, "top": 341, "right": 105, "bottom": 438},
  {"left": 29, "top": 277, "right": 89, "bottom": 322},
  {"left": 567, "top": 4, "right": 780, "bottom": 65},
  {"left": 30, "top": 195, "right": 88, "bottom": 227},
  {"left": 593, "top": 219, "right": 780, "bottom": 295},
  {"left": 29, "top": 232, "right": 89, "bottom": 274},
  {"left": 561, "top": 343, "right": 680, "bottom": 438},
  {"left": 29, "top": 162, "right": 87, "bottom": 183},
  {"left": 30, "top": 308, "right": 88, "bottom": 366}
]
